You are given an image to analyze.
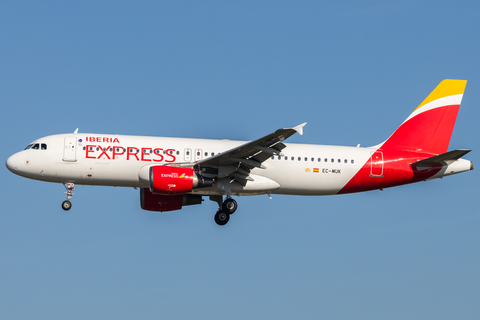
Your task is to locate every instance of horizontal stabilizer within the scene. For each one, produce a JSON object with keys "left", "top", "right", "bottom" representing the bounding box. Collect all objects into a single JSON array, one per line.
[{"left": 410, "top": 149, "right": 471, "bottom": 167}]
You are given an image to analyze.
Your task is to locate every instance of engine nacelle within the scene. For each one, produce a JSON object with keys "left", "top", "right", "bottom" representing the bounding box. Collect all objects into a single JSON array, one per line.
[
  {"left": 140, "top": 188, "right": 203, "bottom": 212},
  {"left": 149, "top": 166, "right": 212, "bottom": 195}
]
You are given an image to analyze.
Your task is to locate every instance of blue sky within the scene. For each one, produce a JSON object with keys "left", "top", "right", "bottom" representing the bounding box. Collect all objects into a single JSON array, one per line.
[{"left": 1, "top": 1, "right": 479, "bottom": 319}]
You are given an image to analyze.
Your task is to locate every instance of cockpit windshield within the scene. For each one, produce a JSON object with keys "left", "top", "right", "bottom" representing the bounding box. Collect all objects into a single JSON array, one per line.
[{"left": 24, "top": 143, "right": 47, "bottom": 150}]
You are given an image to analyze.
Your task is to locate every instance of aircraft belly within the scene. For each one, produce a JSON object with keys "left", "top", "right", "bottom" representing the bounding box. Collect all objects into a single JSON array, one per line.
[{"left": 37, "top": 159, "right": 146, "bottom": 187}]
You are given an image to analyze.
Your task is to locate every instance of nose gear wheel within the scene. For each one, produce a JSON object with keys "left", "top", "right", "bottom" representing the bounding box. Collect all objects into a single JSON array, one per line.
[{"left": 62, "top": 183, "right": 75, "bottom": 211}]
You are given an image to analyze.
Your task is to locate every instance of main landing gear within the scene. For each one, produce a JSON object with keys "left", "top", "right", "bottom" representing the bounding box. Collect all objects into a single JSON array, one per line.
[
  {"left": 211, "top": 196, "right": 238, "bottom": 226},
  {"left": 62, "top": 183, "right": 75, "bottom": 211}
]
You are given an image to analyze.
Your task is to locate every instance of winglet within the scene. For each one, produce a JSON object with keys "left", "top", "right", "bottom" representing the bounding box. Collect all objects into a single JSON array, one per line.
[{"left": 292, "top": 122, "right": 307, "bottom": 136}]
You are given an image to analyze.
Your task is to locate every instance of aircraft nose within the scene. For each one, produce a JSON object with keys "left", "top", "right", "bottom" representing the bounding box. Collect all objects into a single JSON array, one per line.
[{"left": 6, "top": 153, "right": 21, "bottom": 173}]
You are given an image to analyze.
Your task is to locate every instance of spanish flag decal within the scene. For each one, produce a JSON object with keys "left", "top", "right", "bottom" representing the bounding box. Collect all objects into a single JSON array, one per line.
[{"left": 313, "top": 168, "right": 319, "bottom": 173}]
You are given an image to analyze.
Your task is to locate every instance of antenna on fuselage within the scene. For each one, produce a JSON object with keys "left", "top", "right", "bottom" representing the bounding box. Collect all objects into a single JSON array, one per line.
[{"left": 74, "top": 128, "right": 79, "bottom": 134}]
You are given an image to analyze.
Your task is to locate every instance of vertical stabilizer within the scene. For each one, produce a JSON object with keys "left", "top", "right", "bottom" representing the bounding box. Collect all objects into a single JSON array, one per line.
[{"left": 380, "top": 79, "right": 467, "bottom": 154}]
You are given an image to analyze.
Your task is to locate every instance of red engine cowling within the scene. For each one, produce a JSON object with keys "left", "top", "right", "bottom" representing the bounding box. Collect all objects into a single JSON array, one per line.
[
  {"left": 140, "top": 188, "right": 202, "bottom": 212},
  {"left": 149, "top": 166, "right": 212, "bottom": 195}
]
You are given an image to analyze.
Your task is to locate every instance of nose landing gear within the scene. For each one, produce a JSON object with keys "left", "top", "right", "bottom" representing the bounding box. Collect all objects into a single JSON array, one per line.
[{"left": 62, "top": 183, "right": 74, "bottom": 211}]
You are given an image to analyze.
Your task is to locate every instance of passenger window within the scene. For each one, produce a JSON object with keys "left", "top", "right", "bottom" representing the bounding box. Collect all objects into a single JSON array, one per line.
[
  {"left": 318, "top": 158, "right": 321, "bottom": 162},
  {"left": 278, "top": 156, "right": 282, "bottom": 160},
  {"left": 344, "top": 159, "right": 347, "bottom": 163},
  {"left": 324, "top": 158, "right": 328, "bottom": 162},
  {"left": 351, "top": 160, "right": 354, "bottom": 164},
  {"left": 291, "top": 157, "right": 294, "bottom": 161},
  {"left": 271, "top": 156, "right": 274, "bottom": 160},
  {"left": 211, "top": 152, "right": 215, "bottom": 156},
  {"left": 331, "top": 158, "right": 334, "bottom": 163},
  {"left": 41, "top": 143, "right": 47, "bottom": 150},
  {"left": 32, "top": 143, "right": 40, "bottom": 150},
  {"left": 338, "top": 159, "right": 341, "bottom": 163},
  {"left": 311, "top": 158, "right": 314, "bottom": 162},
  {"left": 298, "top": 157, "right": 301, "bottom": 161},
  {"left": 96, "top": 147, "right": 100, "bottom": 151},
  {"left": 24, "top": 144, "right": 33, "bottom": 150},
  {"left": 304, "top": 157, "right": 307, "bottom": 161},
  {"left": 284, "top": 156, "right": 288, "bottom": 160}
]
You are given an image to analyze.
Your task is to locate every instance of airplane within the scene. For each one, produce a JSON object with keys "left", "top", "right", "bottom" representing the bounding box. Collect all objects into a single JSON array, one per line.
[{"left": 6, "top": 79, "right": 473, "bottom": 225}]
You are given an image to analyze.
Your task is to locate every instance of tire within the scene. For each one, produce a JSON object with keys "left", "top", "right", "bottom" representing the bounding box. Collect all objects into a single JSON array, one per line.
[
  {"left": 222, "top": 198, "right": 237, "bottom": 215},
  {"left": 214, "top": 210, "right": 230, "bottom": 226},
  {"left": 62, "top": 200, "right": 72, "bottom": 211}
]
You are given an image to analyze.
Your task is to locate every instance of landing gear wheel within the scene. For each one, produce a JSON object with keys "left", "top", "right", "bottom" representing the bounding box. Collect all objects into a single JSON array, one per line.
[
  {"left": 222, "top": 198, "right": 237, "bottom": 215},
  {"left": 214, "top": 210, "right": 230, "bottom": 226},
  {"left": 62, "top": 200, "right": 72, "bottom": 211}
]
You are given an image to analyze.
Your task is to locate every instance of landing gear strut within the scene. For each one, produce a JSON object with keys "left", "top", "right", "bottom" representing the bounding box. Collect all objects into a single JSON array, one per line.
[
  {"left": 210, "top": 196, "right": 238, "bottom": 226},
  {"left": 62, "top": 183, "right": 74, "bottom": 211}
]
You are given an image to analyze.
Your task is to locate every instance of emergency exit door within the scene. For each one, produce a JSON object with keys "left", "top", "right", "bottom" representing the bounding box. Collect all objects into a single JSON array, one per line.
[{"left": 370, "top": 151, "right": 383, "bottom": 177}]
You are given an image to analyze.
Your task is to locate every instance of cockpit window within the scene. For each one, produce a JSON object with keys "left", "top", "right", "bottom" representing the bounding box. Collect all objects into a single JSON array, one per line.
[
  {"left": 24, "top": 144, "right": 33, "bottom": 150},
  {"left": 41, "top": 143, "right": 47, "bottom": 150},
  {"left": 31, "top": 143, "right": 40, "bottom": 150}
]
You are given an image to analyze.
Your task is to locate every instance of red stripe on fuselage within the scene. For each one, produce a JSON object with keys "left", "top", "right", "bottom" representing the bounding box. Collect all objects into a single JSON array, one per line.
[
  {"left": 339, "top": 104, "right": 459, "bottom": 194},
  {"left": 338, "top": 149, "right": 442, "bottom": 194}
]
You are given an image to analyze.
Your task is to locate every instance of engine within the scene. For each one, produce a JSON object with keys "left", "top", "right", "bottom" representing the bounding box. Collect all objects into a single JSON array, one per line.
[
  {"left": 149, "top": 166, "right": 212, "bottom": 195},
  {"left": 140, "top": 188, "right": 203, "bottom": 212}
]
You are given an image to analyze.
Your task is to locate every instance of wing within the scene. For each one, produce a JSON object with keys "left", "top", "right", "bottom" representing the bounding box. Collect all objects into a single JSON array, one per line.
[{"left": 195, "top": 123, "right": 307, "bottom": 185}]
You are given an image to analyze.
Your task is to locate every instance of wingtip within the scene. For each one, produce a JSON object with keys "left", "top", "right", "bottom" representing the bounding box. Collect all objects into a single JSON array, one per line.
[{"left": 293, "top": 122, "right": 307, "bottom": 135}]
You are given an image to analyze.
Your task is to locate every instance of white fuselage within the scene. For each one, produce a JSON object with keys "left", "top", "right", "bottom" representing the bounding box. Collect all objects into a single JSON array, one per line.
[
  {"left": 6, "top": 133, "right": 374, "bottom": 196},
  {"left": 7, "top": 133, "right": 473, "bottom": 198}
]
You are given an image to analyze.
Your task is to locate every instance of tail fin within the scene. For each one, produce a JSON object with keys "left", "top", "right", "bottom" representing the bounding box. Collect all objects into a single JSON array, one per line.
[{"left": 380, "top": 79, "right": 467, "bottom": 154}]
